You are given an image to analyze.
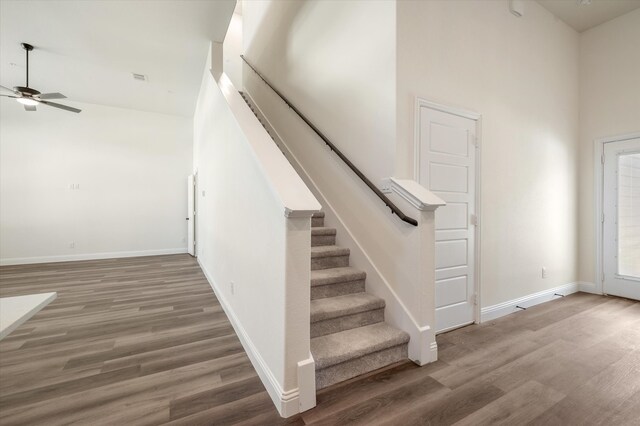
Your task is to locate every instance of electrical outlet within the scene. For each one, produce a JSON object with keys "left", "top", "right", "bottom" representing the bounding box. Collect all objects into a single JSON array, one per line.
[
  {"left": 201, "top": 190, "right": 206, "bottom": 197},
  {"left": 542, "top": 267, "right": 547, "bottom": 279},
  {"left": 69, "top": 241, "right": 75, "bottom": 249},
  {"left": 230, "top": 282, "right": 235, "bottom": 295}
]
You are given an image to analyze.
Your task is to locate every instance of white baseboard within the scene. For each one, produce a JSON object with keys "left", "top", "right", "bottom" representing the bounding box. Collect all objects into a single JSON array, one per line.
[
  {"left": 481, "top": 282, "right": 580, "bottom": 322},
  {"left": 197, "top": 258, "right": 305, "bottom": 418},
  {"left": 578, "top": 281, "right": 601, "bottom": 294},
  {"left": 0, "top": 248, "right": 188, "bottom": 266}
]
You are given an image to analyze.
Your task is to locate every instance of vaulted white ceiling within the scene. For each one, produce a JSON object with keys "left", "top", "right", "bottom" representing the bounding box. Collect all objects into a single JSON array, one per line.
[
  {"left": 537, "top": 0, "right": 640, "bottom": 33},
  {"left": 0, "top": 0, "right": 235, "bottom": 117}
]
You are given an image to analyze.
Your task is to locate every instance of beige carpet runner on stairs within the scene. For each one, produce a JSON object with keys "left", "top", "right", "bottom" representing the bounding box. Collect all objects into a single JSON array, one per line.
[{"left": 309, "top": 212, "right": 409, "bottom": 389}]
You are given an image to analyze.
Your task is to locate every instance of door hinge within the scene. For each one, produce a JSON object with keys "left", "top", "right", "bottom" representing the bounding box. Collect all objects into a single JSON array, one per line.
[
  {"left": 601, "top": 153, "right": 605, "bottom": 164},
  {"left": 470, "top": 214, "right": 478, "bottom": 226},
  {"left": 601, "top": 213, "right": 605, "bottom": 223},
  {"left": 602, "top": 272, "right": 605, "bottom": 282},
  {"left": 472, "top": 294, "right": 478, "bottom": 305}
]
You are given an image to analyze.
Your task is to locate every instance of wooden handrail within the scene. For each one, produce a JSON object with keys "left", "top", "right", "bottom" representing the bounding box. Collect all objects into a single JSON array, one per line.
[{"left": 240, "top": 55, "right": 418, "bottom": 227}]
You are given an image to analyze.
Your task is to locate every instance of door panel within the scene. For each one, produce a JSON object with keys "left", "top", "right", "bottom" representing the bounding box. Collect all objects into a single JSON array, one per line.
[
  {"left": 430, "top": 163, "right": 468, "bottom": 192},
  {"left": 418, "top": 105, "right": 477, "bottom": 333},
  {"left": 603, "top": 138, "right": 640, "bottom": 300}
]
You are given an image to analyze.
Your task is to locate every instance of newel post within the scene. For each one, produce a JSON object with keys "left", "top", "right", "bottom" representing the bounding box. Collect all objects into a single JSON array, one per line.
[{"left": 389, "top": 178, "right": 445, "bottom": 365}]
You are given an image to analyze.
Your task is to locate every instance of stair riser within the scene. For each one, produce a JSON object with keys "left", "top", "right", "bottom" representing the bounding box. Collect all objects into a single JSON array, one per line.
[
  {"left": 311, "top": 235, "right": 336, "bottom": 247},
  {"left": 311, "top": 255, "right": 349, "bottom": 271},
  {"left": 315, "top": 344, "right": 408, "bottom": 390},
  {"left": 311, "top": 309, "right": 384, "bottom": 338},
  {"left": 312, "top": 217, "right": 324, "bottom": 227},
  {"left": 311, "top": 280, "right": 365, "bottom": 300}
]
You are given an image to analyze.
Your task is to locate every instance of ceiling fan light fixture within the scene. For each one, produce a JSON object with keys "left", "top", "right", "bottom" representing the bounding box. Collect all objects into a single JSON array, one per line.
[{"left": 16, "top": 97, "right": 40, "bottom": 106}]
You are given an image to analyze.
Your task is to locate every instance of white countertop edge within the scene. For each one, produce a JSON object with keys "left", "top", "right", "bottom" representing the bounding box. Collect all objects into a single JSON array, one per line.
[{"left": 0, "top": 292, "right": 57, "bottom": 341}]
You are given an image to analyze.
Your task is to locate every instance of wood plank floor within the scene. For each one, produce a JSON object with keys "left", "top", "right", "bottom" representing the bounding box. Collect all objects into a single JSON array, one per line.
[{"left": 1, "top": 255, "right": 639, "bottom": 425}]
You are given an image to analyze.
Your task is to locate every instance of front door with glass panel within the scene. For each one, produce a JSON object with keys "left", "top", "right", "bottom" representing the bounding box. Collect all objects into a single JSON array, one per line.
[{"left": 603, "top": 138, "right": 640, "bottom": 300}]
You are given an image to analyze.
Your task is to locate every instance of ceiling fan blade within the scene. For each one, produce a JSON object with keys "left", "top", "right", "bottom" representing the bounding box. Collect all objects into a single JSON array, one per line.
[
  {"left": 38, "top": 92, "right": 67, "bottom": 100},
  {"left": 0, "top": 94, "right": 18, "bottom": 98},
  {"left": 0, "top": 85, "right": 15, "bottom": 93},
  {"left": 39, "top": 100, "right": 81, "bottom": 113},
  {"left": 24, "top": 105, "right": 37, "bottom": 111}
]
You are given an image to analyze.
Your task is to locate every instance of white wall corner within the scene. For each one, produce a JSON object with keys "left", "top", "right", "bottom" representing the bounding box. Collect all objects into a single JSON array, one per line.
[
  {"left": 578, "top": 281, "right": 601, "bottom": 294},
  {"left": 388, "top": 177, "right": 445, "bottom": 211},
  {"left": 211, "top": 41, "right": 224, "bottom": 81},
  {"left": 481, "top": 282, "right": 580, "bottom": 322}
]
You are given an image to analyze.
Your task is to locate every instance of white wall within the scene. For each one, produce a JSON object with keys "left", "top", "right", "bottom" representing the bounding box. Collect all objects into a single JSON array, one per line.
[
  {"left": 397, "top": 0, "right": 580, "bottom": 307},
  {"left": 243, "top": 0, "right": 395, "bottom": 182},
  {"left": 578, "top": 9, "right": 640, "bottom": 284},
  {"left": 223, "top": 11, "right": 244, "bottom": 89},
  {"left": 0, "top": 98, "right": 192, "bottom": 264},
  {"left": 194, "top": 45, "right": 320, "bottom": 416}
]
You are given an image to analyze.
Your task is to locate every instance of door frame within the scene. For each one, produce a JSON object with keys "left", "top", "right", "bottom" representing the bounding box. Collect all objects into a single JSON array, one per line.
[
  {"left": 414, "top": 97, "right": 483, "bottom": 325},
  {"left": 594, "top": 132, "right": 640, "bottom": 295}
]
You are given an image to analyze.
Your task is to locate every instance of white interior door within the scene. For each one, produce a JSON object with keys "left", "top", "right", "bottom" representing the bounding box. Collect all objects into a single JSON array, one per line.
[
  {"left": 603, "top": 138, "right": 640, "bottom": 300},
  {"left": 187, "top": 174, "right": 195, "bottom": 256},
  {"left": 418, "top": 103, "right": 478, "bottom": 334}
]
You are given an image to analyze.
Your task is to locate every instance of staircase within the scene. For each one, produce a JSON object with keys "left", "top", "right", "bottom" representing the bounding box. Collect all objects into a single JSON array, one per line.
[
  {"left": 309, "top": 212, "right": 409, "bottom": 389},
  {"left": 239, "top": 92, "right": 409, "bottom": 390}
]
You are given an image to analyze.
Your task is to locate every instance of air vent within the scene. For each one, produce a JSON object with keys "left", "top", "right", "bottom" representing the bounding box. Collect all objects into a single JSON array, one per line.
[{"left": 132, "top": 73, "right": 147, "bottom": 81}]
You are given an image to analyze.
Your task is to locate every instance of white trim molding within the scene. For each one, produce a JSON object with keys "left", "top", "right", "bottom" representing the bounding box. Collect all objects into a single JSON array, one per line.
[
  {"left": 388, "top": 178, "right": 445, "bottom": 211},
  {"left": 481, "top": 282, "right": 580, "bottom": 322},
  {"left": 0, "top": 248, "right": 188, "bottom": 266},
  {"left": 197, "top": 259, "right": 311, "bottom": 418}
]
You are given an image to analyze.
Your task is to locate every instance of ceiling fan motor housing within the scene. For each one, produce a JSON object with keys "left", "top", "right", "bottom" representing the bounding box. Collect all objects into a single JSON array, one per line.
[{"left": 13, "top": 86, "right": 40, "bottom": 96}]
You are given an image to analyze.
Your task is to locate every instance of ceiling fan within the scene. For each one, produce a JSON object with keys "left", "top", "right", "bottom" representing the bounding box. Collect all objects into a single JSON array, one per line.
[{"left": 0, "top": 43, "right": 81, "bottom": 113}]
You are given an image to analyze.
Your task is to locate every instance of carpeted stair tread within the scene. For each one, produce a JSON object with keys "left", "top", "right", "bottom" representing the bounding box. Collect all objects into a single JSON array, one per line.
[
  {"left": 310, "top": 293, "right": 384, "bottom": 323},
  {"left": 311, "top": 267, "right": 366, "bottom": 287},
  {"left": 311, "top": 323, "right": 410, "bottom": 370},
  {"left": 312, "top": 211, "right": 325, "bottom": 218},
  {"left": 311, "top": 227, "right": 336, "bottom": 236},
  {"left": 311, "top": 245, "right": 349, "bottom": 258}
]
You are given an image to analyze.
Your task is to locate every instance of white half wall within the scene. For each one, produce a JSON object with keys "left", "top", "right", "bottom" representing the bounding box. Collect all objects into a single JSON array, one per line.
[
  {"left": 396, "top": 0, "right": 580, "bottom": 308},
  {"left": 0, "top": 99, "right": 192, "bottom": 265},
  {"left": 193, "top": 43, "right": 320, "bottom": 416},
  {"left": 578, "top": 9, "right": 640, "bottom": 284}
]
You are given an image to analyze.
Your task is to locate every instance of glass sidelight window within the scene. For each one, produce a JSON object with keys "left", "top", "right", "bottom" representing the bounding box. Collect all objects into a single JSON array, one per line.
[{"left": 618, "top": 153, "right": 640, "bottom": 278}]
